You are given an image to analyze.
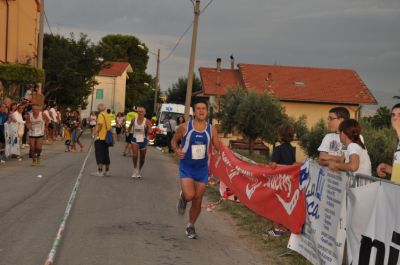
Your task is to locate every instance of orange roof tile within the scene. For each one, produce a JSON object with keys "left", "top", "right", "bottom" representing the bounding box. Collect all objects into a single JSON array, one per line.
[
  {"left": 238, "top": 64, "right": 377, "bottom": 104},
  {"left": 98, "top": 62, "right": 133, "bottom": 77},
  {"left": 199, "top": 67, "right": 243, "bottom": 96}
]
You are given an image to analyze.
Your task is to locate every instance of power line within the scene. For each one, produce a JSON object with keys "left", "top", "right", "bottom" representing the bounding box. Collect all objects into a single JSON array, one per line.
[
  {"left": 161, "top": 21, "right": 193, "bottom": 63},
  {"left": 201, "top": 0, "right": 214, "bottom": 14},
  {"left": 44, "top": 10, "right": 54, "bottom": 35},
  {"left": 160, "top": 0, "right": 214, "bottom": 63}
]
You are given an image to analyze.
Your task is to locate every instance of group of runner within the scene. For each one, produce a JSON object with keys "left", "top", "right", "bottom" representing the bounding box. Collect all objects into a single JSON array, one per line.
[{"left": 90, "top": 100, "right": 218, "bottom": 239}]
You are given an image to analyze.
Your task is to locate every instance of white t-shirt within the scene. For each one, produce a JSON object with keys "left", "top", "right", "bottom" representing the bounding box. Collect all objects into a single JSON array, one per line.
[
  {"left": 318, "top": 133, "right": 346, "bottom": 157},
  {"left": 49, "top": 108, "right": 57, "bottom": 122},
  {"left": 346, "top": 143, "right": 371, "bottom": 176}
]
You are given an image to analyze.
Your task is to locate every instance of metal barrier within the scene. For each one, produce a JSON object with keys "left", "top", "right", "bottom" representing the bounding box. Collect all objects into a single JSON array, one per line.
[{"left": 348, "top": 173, "right": 399, "bottom": 188}]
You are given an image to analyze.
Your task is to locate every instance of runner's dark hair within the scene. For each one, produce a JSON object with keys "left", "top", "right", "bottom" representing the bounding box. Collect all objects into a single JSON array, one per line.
[{"left": 192, "top": 98, "right": 208, "bottom": 109}]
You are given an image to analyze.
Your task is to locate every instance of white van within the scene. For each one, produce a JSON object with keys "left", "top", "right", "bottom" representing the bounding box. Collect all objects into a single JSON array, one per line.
[{"left": 153, "top": 103, "right": 193, "bottom": 146}]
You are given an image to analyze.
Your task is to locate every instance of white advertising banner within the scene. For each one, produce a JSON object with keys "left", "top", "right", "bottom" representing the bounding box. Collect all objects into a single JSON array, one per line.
[
  {"left": 288, "top": 160, "right": 347, "bottom": 265},
  {"left": 347, "top": 181, "right": 400, "bottom": 265}
]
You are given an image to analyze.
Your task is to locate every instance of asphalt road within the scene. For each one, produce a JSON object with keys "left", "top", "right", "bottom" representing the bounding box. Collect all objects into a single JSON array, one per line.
[{"left": 0, "top": 134, "right": 266, "bottom": 265}]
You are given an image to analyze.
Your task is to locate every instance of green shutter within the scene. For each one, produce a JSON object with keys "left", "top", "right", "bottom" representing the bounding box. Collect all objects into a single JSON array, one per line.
[{"left": 96, "top": 89, "right": 103, "bottom": 99}]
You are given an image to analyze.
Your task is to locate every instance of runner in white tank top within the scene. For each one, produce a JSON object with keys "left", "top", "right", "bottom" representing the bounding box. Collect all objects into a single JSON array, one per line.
[
  {"left": 26, "top": 105, "right": 50, "bottom": 165},
  {"left": 127, "top": 106, "right": 153, "bottom": 179}
]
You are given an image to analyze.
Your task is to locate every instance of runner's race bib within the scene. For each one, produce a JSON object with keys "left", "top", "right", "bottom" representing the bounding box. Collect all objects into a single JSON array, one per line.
[
  {"left": 192, "top": 144, "right": 206, "bottom": 160},
  {"left": 136, "top": 135, "right": 144, "bottom": 143}
]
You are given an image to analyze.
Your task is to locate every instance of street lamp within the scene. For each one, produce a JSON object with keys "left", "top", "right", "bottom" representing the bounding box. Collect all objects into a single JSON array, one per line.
[{"left": 138, "top": 44, "right": 160, "bottom": 113}]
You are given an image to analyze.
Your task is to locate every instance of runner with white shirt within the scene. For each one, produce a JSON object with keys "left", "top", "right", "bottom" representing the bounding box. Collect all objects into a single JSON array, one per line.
[
  {"left": 171, "top": 99, "right": 220, "bottom": 239},
  {"left": 127, "top": 106, "right": 152, "bottom": 179},
  {"left": 26, "top": 105, "right": 50, "bottom": 165}
]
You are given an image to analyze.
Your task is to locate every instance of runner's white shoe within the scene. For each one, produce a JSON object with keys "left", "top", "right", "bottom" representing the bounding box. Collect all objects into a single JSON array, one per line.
[{"left": 131, "top": 169, "right": 139, "bottom": 178}]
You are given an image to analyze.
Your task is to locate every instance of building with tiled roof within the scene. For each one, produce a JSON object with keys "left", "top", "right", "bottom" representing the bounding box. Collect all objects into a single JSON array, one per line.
[
  {"left": 199, "top": 60, "right": 377, "bottom": 128},
  {"left": 82, "top": 62, "right": 133, "bottom": 118}
]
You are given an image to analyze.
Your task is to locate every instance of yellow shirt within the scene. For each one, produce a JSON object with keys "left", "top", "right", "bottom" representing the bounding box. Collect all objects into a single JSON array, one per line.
[
  {"left": 391, "top": 141, "right": 400, "bottom": 183},
  {"left": 97, "top": 111, "right": 112, "bottom": 140}
]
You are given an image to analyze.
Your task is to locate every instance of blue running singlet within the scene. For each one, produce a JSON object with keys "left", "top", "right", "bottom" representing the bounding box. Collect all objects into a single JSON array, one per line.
[{"left": 179, "top": 120, "right": 212, "bottom": 184}]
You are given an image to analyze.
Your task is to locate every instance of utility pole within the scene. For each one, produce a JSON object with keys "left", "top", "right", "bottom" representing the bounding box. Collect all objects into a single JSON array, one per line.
[
  {"left": 37, "top": 0, "right": 44, "bottom": 69},
  {"left": 184, "top": 0, "right": 200, "bottom": 121},
  {"left": 154, "top": 48, "right": 160, "bottom": 113}
]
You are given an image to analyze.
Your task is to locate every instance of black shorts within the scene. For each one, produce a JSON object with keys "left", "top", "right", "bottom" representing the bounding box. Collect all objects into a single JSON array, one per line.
[
  {"left": 0, "top": 130, "right": 5, "bottom": 144},
  {"left": 94, "top": 140, "right": 110, "bottom": 165},
  {"left": 125, "top": 133, "right": 133, "bottom": 143},
  {"left": 116, "top": 127, "right": 122, "bottom": 135}
]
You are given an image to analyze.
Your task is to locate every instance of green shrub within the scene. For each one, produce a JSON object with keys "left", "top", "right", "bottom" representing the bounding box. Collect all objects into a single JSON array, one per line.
[
  {"left": 299, "top": 119, "right": 328, "bottom": 159},
  {"left": 361, "top": 122, "right": 397, "bottom": 174}
]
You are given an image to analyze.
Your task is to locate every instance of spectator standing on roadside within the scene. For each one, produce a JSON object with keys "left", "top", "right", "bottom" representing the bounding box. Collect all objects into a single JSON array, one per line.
[
  {"left": 164, "top": 115, "right": 177, "bottom": 153},
  {"left": 91, "top": 103, "right": 112, "bottom": 177},
  {"left": 0, "top": 103, "right": 8, "bottom": 163},
  {"left": 88, "top": 111, "right": 97, "bottom": 138},
  {"left": 318, "top": 107, "right": 351, "bottom": 166},
  {"left": 267, "top": 123, "right": 296, "bottom": 237},
  {"left": 328, "top": 119, "right": 371, "bottom": 182},
  {"left": 377, "top": 103, "right": 400, "bottom": 183}
]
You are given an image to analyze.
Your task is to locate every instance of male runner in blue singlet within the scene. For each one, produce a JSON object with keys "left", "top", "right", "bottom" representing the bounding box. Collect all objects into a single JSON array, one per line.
[{"left": 171, "top": 99, "right": 220, "bottom": 239}]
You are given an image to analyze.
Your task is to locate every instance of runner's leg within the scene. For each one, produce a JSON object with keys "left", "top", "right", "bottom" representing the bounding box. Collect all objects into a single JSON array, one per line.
[
  {"left": 189, "top": 181, "right": 207, "bottom": 225},
  {"left": 139, "top": 148, "right": 147, "bottom": 171}
]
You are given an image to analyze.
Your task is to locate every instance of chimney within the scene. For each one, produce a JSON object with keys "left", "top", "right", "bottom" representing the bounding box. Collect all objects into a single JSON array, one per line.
[
  {"left": 230, "top": 55, "right": 235, "bottom": 69},
  {"left": 216, "top": 58, "right": 221, "bottom": 86},
  {"left": 216, "top": 58, "right": 222, "bottom": 72}
]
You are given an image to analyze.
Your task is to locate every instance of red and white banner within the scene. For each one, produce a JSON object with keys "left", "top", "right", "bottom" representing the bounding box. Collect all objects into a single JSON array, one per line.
[{"left": 210, "top": 142, "right": 305, "bottom": 234}]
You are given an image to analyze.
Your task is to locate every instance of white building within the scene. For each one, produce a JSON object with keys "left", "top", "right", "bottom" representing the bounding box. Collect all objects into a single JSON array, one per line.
[{"left": 82, "top": 61, "right": 133, "bottom": 118}]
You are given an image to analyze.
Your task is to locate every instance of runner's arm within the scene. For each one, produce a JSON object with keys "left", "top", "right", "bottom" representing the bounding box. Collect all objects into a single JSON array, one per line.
[
  {"left": 211, "top": 126, "right": 220, "bottom": 153},
  {"left": 171, "top": 122, "right": 186, "bottom": 159},
  {"left": 25, "top": 114, "right": 31, "bottom": 129}
]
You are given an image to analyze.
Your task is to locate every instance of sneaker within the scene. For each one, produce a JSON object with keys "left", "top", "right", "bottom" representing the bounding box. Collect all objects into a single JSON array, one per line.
[
  {"left": 137, "top": 171, "right": 142, "bottom": 179},
  {"left": 104, "top": 171, "right": 111, "bottom": 177},
  {"left": 263, "top": 228, "right": 285, "bottom": 238},
  {"left": 185, "top": 225, "right": 197, "bottom": 239},
  {"left": 37, "top": 156, "right": 42, "bottom": 164},
  {"left": 0, "top": 159, "right": 5, "bottom": 163},
  {"left": 17, "top": 156, "right": 22, "bottom": 161},
  {"left": 91, "top": 171, "right": 104, "bottom": 177},
  {"left": 131, "top": 169, "right": 139, "bottom": 178},
  {"left": 177, "top": 191, "right": 187, "bottom": 215}
]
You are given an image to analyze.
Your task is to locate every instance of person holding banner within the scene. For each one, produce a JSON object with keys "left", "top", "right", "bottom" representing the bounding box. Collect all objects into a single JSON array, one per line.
[
  {"left": 327, "top": 119, "right": 371, "bottom": 176},
  {"left": 171, "top": 99, "right": 220, "bottom": 239},
  {"left": 318, "top": 107, "right": 350, "bottom": 166},
  {"left": 377, "top": 103, "right": 400, "bottom": 182}
]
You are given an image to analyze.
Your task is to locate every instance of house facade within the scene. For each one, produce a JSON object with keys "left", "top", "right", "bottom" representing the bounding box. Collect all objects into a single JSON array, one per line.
[
  {"left": 198, "top": 61, "right": 378, "bottom": 160},
  {"left": 199, "top": 62, "right": 377, "bottom": 128},
  {"left": 82, "top": 62, "right": 132, "bottom": 118},
  {"left": 0, "top": 0, "right": 41, "bottom": 65}
]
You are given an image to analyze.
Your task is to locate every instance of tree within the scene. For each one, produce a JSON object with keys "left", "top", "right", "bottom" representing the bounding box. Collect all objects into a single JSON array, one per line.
[
  {"left": 0, "top": 63, "right": 44, "bottom": 99},
  {"left": 218, "top": 88, "right": 286, "bottom": 155},
  {"left": 97, "top": 34, "right": 153, "bottom": 110},
  {"left": 43, "top": 33, "right": 104, "bottom": 109},
  {"left": 215, "top": 86, "right": 246, "bottom": 134},
  {"left": 364, "top": 106, "right": 391, "bottom": 129},
  {"left": 299, "top": 119, "right": 328, "bottom": 158},
  {"left": 166, "top": 76, "right": 202, "bottom": 105}
]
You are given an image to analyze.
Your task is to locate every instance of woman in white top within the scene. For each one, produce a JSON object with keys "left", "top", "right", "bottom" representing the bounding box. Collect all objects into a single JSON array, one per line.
[
  {"left": 328, "top": 119, "right": 371, "bottom": 178},
  {"left": 89, "top": 112, "right": 97, "bottom": 138},
  {"left": 26, "top": 105, "right": 50, "bottom": 165}
]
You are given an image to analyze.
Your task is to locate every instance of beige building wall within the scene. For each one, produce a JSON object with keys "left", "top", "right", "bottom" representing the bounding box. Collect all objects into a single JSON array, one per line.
[
  {"left": 82, "top": 74, "right": 128, "bottom": 118},
  {"left": 0, "top": 0, "right": 39, "bottom": 65}
]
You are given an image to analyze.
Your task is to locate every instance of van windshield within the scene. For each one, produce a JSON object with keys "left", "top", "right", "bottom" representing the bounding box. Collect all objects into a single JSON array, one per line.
[{"left": 159, "top": 112, "right": 188, "bottom": 124}]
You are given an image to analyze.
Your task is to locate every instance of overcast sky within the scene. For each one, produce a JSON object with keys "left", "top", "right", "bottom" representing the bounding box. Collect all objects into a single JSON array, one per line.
[{"left": 46, "top": 0, "right": 400, "bottom": 109}]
